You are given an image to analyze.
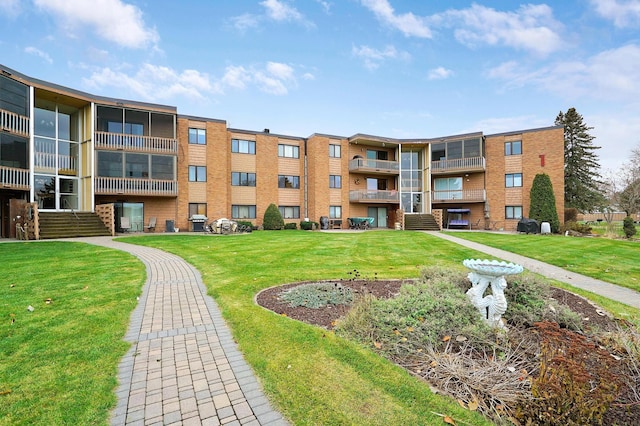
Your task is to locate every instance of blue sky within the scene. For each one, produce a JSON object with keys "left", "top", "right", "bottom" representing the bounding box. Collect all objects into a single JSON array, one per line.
[{"left": 1, "top": 0, "right": 639, "bottom": 172}]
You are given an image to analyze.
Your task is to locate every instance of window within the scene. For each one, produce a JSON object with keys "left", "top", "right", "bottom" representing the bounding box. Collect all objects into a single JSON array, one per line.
[
  {"left": 278, "top": 144, "right": 299, "bottom": 158},
  {"left": 151, "top": 155, "right": 175, "bottom": 180},
  {"left": 329, "top": 206, "right": 342, "bottom": 219},
  {"left": 232, "top": 205, "right": 256, "bottom": 219},
  {"left": 189, "top": 203, "right": 207, "bottom": 217},
  {"left": 329, "top": 144, "right": 341, "bottom": 158},
  {"left": 278, "top": 175, "right": 299, "bottom": 189},
  {"left": 505, "top": 173, "right": 523, "bottom": 188},
  {"left": 506, "top": 206, "right": 523, "bottom": 219},
  {"left": 329, "top": 175, "right": 341, "bottom": 188},
  {"left": 125, "top": 153, "right": 149, "bottom": 178},
  {"left": 0, "top": 133, "right": 28, "bottom": 169},
  {"left": 188, "top": 128, "right": 206, "bottom": 144},
  {"left": 231, "top": 172, "right": 256, "bottom": 186},
  {"left": 189, "top": 165, "right": 206, "bottom": 182},
  {"left": 434, "top": 177, "right": 462, "bottom": 200},
  {"left": 231, "top": 138, "right": 256, "bottom": 154},
  {"left": 505, "top": 140, "right": 522, "bottom": 156},
  {"left": 279, "top": 206, "right": 300, "bottom": 219}
]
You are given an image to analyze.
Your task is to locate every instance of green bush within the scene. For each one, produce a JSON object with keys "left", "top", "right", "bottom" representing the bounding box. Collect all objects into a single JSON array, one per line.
[
  {"left": 284, "top": 222, "right": 297, "bottom": 230},
  {"left": 236, "top": 220, "right": 254, "bottom": 230},
  {"left": 263, "top": 203, "right": 285, "bottom": 230},
  {"left": 529, "top": 173, "right": 560, "bottom": 233},
  {"left": 623, "top": 216, "right": 637, "bottom": 239},
  {"left": 279, "top": 282, "right": 353, "bottom": 308},
  {"left": 300, "top": 221, "right": 318, "bottom": 230}
]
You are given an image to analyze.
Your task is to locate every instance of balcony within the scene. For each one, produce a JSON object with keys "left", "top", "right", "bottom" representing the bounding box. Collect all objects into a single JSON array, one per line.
[
  {"left": 0, "top": 165, "right": 30, "bottom": 190},
  {"left": 350, "top": 190, "right": 399, "bottom": 204},
  {"left": 1, "top": 109, "right": 29, "bottom": 137},
  {"left": 34, "top": 152, "right": 78, "bottom": 175},
  {"left": 95, "top": 132, "right": 178, "bottom": 154},
  {"left": 432, "top": 189, "right": 486, "bottom": 203},
  {"left": 95, "top": 177, "right": 177, "bottom": 197},
  {"left": 431, "top": 156, "right": 485, "bottom": 175},
  {"left": 349, "top": 158, "right": 399, "bottom": 175}
]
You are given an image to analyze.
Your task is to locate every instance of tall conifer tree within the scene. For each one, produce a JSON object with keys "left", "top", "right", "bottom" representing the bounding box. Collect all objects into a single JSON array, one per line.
[{"left": 555, "top": 108, "right": 604, "bottom": 212}]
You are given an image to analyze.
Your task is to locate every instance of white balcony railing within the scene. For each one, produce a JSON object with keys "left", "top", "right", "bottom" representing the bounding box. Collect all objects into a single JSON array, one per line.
[
  {"left": 349, "top": 158, "right": 399, "bottom": 174},
  {"left": 1, "top": 109, "right": 29, "bottom": 137},
  {"left": 0, "top": 165, "right": 30, "bottom": 190},
  {"left": 34, "top": 152, "right": 77, "bottom": 174},
  {"left": 431, "top": 156, "right": 485, "bottom": 173},
  {"left": 432, "top": 189, "right": 486, "bottom": 202},
  {"left": 95, "top": 131, "right": 178, "bottom": 153},
  {"left": 350, "top": 189, "right": 400, "bottom": 203},
  {"left": 95, "top": 177, "right": 177, "bottom": 196}
]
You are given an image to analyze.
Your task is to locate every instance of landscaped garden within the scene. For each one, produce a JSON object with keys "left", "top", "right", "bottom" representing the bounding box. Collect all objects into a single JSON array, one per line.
[{"left": 1, "top": 230, "right": 639, "bottom": 425}]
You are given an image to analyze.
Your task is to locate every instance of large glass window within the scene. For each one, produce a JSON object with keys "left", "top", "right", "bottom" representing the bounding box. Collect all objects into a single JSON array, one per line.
[
  {"left": 0, "top": 75, "right": 29, "bottom": 116},
  {"left": 278, "top": 175, "right": 299, "bottom": 189},
  {"left": 329, "top": 206, "right": 342, "bottom": 219},
  {"left": 97, "top": 151, "right": 123, "bottom": 177},
  {"left": 189, "top": 203, "right": 207, "bottom": 217},
  {"left": 151, "top": 155, "right": 175, "bottom": 180},
  {"left": 278, "top": 144, "right": 299, "bottom": 158},
  {"left": 125, "top": 153, "right": 149, "bottom": 178},
  {"left": 279, "top": 206, "right": 300, "bottom": 219},
  {"left": 231, "top": 139, "right": 256, "bottom": 154},
  {"left": 329, "top": 175, "right": 341, "bottom": 188},
  {"left": 232, "top": 205, "right": 256, "bottom": 219},
  {"left": 34, "top": 105, "right": 56, "bottom": 138},
  {"left": 505, "top": 173, "right": 523, "bottom": 188},
  {"left": 329, "top": 144, "right": 341, "bottom": 158},
  {"left": 189, "top": 166, "right": 206, "bottom": 182},
  {"left": 34, "top": 175, "right": 56, "bottom": 209},
  {"left": 0, "top": 133, "right": 28, "bottom": 168},
  {"left": 434, "top": 177, "right": 463, "bottom": 200},
  {"left": 505, "top": 141, "right": 522, "bottom": 156},
  {"left": 231, "top": 172, "right": 256, "bottom": 186},
  {"left": 189, "top": 128, "right": 206, "bottom": 144},
  {"left": 401, "top": 149, "right": 423, "bottom": 213},
  {"left": 506, "top": 206, "right": 523, "bottom": 219}
]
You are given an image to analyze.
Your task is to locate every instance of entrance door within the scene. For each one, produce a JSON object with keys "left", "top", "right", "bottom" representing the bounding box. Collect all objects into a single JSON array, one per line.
[
  {"left": 115, "top": 202, "right": 144, "bottom": 232},
  {"left": 367, "top": 207, "right": 388, "bottom": 228}
]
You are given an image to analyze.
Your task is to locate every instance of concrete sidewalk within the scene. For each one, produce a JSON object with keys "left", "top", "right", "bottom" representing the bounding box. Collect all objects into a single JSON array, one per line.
[
  {"left": 73, "top": 236, "right": 289, "bottom": 426},
  {"left": 429, "top": 232, "right": 640, "bottom": 310}
]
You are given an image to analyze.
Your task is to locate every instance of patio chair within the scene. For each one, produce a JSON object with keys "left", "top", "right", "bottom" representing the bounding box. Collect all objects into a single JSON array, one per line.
[
  {"left": 144, "top": 217, "right": 157, "bottom": 232},
  {"left": 120, "top": 216, "right": 131, "bottom": 233}
]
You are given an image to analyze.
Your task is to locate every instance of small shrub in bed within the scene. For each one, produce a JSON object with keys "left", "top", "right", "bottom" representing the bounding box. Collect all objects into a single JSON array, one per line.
[
  {"left": 623, "top": 215, "right": 637, "bottom": 239},
  {"left": 284, "top": 222, "right": 297, "bottom": 230},
  {"left": 263, "top": 203, "right": 285, "bottom": 230},
  {"left": 279, "top": 282, "right": 353, "bottom": 308},
  {"left": 300, "top": 221, "right": 318, "bottom": 230}
]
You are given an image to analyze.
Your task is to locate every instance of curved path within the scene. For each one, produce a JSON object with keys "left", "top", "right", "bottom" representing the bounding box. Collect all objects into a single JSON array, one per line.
[
  {"left": 72, "top": 236, "right": 289, "bottom": 426},
  {"left": 429, "top": 232, "right": 640, "bottom": 310}
]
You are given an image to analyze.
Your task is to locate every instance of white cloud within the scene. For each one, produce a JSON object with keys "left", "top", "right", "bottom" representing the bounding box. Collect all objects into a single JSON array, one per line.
[
  {"left": 0, "top": 0, "right": 21, "bottom": 17},
  {"left": 590, "top": 0, "right": 640, "bottom": 28},
  {"left": 260, "top": 0, "right": 314, "bottom": 27},
  {"left": 360, "top": 0, "right": 432, "bottom": 38},
  {"left": 24, "top": 46, "right": 53, "bottom": 64},
  {"left": 428, "top": 67, "right": 453, "bottom": 80},
  {"left": 33, "top": 0, "right": 159, "bottom": 49},
  {"left": 488, "top": 44, "right": 640, "bottom": 102},
  {"left": 217, "top": 61, "right": 303, "bottom": 95},
  {"left": 230, "top": 13, "right": 261, "bottom": 32},
  {"left": 435, "top": 4, "right": 563, "bottom": 56},
  {"left": 315, "top": 0, "right": 331, "bottom": 14},
  {"left": 352, "top": 44, "right": 410, "bottom": 69}
]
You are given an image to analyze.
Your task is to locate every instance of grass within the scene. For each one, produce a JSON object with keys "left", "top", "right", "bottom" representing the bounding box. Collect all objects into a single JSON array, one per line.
[
  {"left": 0, "top": 242, "right": 145, "bottom": 426},
  {"left": 445, "top": 231, "right": 640, "bottom": 293}
]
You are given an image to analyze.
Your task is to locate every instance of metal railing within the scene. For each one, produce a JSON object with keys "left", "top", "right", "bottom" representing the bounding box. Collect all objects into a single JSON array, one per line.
[
  {"left": 1, "top": 109, "right": 29, "bottom": 137},
  {"left": 432, "top": 189, "right": 486, "bottom": 202},
  {"left": 349, "top": 158, "right": 399, "bottom": 173},
  {"left": 0, "top": 165, "right": 30, "bottom": 190},
  {"left": 95, "top": 131, "right": 178, "bottom": 153},
  {"left": 95, "top": 177, "right": 178, "bottom": 196},
  {"left": 349, "top": 189, "right": 400, "bottom": 203},
  {"left": 431, "top": 156, "right": 485, "bottom": 173}
]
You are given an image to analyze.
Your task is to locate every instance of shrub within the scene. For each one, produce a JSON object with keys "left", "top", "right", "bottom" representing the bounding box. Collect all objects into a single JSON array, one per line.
[
  {"left": 284, "top": 222, "right": 297, "bottom": 230},
  {"left": 560, "top": 221, "right": 592, "bottom": 235},
  {"left": 236, "top": 220, "right": 254, "bottom": 230},
  {"left": 279, "top": 282, "right": 353, "bottom": 308},
  {"left": 564, "top": 208, "right": 578, "bottom": 223},
  {"left": 300, "top": 221, "right": 318, "bottom": 230},
  {"left": 529, "top": 173, "right": 560, "bottom": 233},
  {"left": 623, "top": 216, "right": 637, "bottom": 239},
  {"left": 263, "top": 203, "right": 285, "bottom": 230}
]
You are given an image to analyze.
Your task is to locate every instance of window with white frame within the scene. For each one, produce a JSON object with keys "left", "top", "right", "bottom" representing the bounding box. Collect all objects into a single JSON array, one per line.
[
  {"left": 278, "top": 144, "right": 299, "bottom": 158},
  {"left": 505, "top": 173, "right": 523, "bottom": 188},
  {"left": 279, "top": 206, "right": 300, "bottom": 219},
  {"left": 232, "top": 205, "right": 256, "bottom": 219},
  {"left": 329, "top": 175, "right": 341, "bottom": 188},
  {"left": 329, "top": 144, "right": 341, "bottom": 158},
  {"left": 505, "top": 206, "right": 523, "bottom": 219},
  {"left": 188, "top": 165, "right": 206, "bottom": 182},
  {"left": 231, "top": 172, "right": 256, "bottom": 186},
  {"left": 329, "top": 206, "right": 342, "bottom": 218},
  {"left": 231, "top": 138, "right": 256, "bottom": 154}
]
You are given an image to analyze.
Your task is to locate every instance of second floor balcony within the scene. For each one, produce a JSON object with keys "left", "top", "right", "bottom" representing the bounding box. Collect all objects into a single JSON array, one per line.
[
  {"left": 0, "top": 165, "right": 30, "bottom": 190},
  {"left": 432, "top": 189, "right": 486, "bottom": 203},
  {"left": 349, "top": 158, "right": 399, "bottom": 175},
  {"left": 350, "top": 189, "right": 399, "bottom": 204},
  {"left": 431, "top": 156, "right": 485, "bottom": 174},
  {"left": 95, "top": 131, "right": 178, "bottom": 154},
  {"left": 1, "top": 109, "right": 29, "bottom": 137},
  {"left": 95, "top": 177, "right": 177, "bottom": 197}
]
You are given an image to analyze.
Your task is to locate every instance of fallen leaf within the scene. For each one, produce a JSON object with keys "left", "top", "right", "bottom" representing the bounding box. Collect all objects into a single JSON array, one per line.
[
  {"left": 455, "top": 335, "right": 467, "bottom": 342},
  {"left": 467, "top": 399, "right": 479, "bottom": 411},
  {"left": 442, "top": 335, "right": 451, "bottom": 342},
  {"left": 27, "top": 305, "right": 34, "bottom": 312},
  {"left": 430, "top": 360, "right": 438, "bottom": 367},
  {"left": 443, "top": 415, "right": 456, "bottom": 425},
  {"left": 281, "top": 313, "right": 287, "bottom": 317},
  {"left": 10, "top": 284, "right": 15, "bottom": 288},
  {"left": 401, "top": 337, "right": 408, "bottom": 342},
  {"left": 393, "top": 329, "right": 401, "bottom": 335},
  {"left": 374, "top": 341, "right": 382, "bottom": 349},
  {"left": 0, "top": 389, "right": 11, "bottom": 396},
  {"left": 406, "top": 326, "right": 414, "bottom": 332},
  {"left": 45, "top": 298, "right": 52, "bottom": 304},
  {"left": 457, "top": 399, "right": 466, "bottom": 408}
]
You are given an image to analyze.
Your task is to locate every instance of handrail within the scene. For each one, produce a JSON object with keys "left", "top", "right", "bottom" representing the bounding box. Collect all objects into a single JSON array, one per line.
[{"left": 62, "top": 198, "right": 79, "bottom": 221}]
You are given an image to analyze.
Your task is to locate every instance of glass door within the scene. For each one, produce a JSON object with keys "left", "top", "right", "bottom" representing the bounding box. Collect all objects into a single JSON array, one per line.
[
  {"left": 115, "top": 202, "right": 144, "bottom": 232},
  {"left": 367, "top": 207, "right": 388, "bottom": 228}
]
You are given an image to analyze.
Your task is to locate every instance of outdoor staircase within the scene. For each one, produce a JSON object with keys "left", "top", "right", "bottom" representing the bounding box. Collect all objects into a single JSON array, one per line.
[
  {"left": 404, "top": 214, "right": 441, "bottom": 231},
  {"left": 38, "top": 212, "right": 111, "bottom": 239}
]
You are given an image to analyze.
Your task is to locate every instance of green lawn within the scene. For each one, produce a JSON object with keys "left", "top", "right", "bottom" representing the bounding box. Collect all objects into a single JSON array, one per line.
[
  {"left": 444, "top": 232, "right": 640, "bottom": 293},
  {"left": 0, "top": 242, "right": 145, "bottom": 426}
]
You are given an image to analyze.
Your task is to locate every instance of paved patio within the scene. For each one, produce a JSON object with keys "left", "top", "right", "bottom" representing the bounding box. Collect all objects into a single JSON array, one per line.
[{"left": 74, "top": 236, "right": 289, "bottom": 426}]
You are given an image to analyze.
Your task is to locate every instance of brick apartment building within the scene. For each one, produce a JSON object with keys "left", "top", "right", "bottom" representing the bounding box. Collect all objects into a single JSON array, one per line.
[{"left": 0, "top": 64, "right": 564, "bottom": 238}]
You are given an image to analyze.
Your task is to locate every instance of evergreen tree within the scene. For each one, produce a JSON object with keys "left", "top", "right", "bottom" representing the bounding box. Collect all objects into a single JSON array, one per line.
[
  {"left": 529, "top": 173, "right": 560, "bottom": 233},
  {"left": 263, "top": 203, "right": 285, "bottom": 230},
  {"left": 555, "top": 108, "right": 605, "bottom": 212}
]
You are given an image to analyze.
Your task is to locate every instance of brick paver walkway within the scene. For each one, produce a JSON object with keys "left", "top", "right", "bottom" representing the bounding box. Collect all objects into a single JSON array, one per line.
[{"left": 74, "top": 237, "right": 288, "bottom": 426}]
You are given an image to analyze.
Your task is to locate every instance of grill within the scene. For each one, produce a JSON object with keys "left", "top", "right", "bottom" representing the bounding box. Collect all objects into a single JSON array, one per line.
[{"left": 189, "top": 214, "right": 208, "bottom": 232}]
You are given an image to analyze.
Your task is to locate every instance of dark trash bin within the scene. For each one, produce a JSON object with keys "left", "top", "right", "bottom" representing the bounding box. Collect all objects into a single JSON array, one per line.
[
  {"left": 517, "top": 217, "right": 539, "bottom": 234},
  {"left": 320, "top": 216, "right": 329, "bottom": 230},
  {"left": 165, "top": 219, "right": 175, "bottom": 233}
]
